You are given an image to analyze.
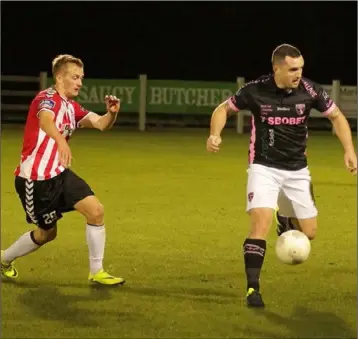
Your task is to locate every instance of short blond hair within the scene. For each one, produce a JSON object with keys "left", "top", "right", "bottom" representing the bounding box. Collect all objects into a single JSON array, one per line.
[{"left": 52, "top": 54, "right": 84, "bottom": 77}]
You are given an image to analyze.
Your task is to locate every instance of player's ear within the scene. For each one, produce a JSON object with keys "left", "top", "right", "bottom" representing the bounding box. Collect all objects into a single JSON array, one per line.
[
  {"left": 55, "top": 73, "right": 61, "bottom": 83},
  {"left": 272, "top": 61, "right": 278, "bottom": 73}
]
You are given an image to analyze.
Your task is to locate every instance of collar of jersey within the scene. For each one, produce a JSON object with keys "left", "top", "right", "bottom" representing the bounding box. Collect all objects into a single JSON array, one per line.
[
  {"left": 267, "top": 75, "right": 298, "bottom": 95},
  {"left": 51, "top": 87, "right": 69, "bottom": 103}
]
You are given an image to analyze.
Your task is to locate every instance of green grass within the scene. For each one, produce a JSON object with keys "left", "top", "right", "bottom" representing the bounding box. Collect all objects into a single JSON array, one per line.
[{"left": 1, "top": 125, "right": 356, "bottom": 338}]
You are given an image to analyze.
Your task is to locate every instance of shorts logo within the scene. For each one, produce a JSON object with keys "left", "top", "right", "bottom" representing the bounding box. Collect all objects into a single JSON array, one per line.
[
  {"left": 295, "top": 104, "right": 305, "bottom": 115},
  {"left": 248, "top": 192, "right": 254, "bottom": 202},
  {"left": 39, "top": 99, "right": 55, "bottom": 110},
  {"left": 25, "top": 179, "right": 38, "bottom": 224}
]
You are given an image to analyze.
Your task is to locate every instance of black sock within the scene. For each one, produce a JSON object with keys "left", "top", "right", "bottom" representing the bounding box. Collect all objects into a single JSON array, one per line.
[{"left": 243, "top": 238, "right": 266, "bottom": 291}]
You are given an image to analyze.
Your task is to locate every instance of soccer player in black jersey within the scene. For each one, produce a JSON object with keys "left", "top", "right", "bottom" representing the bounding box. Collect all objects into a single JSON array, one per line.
[{"left": 206, "top": 44, "right": 357, "bottom": 308}]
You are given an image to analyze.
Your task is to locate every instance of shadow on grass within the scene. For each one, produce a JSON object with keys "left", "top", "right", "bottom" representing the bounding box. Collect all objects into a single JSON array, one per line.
[
  {"left": 11, "top": 283, "right": 132, "bottom": 328},
  {"left": 5, "top": 277, "right": 240, "bottom": 307},
  {"left": 313, "top": 181, "right": 356, "bottom": 187},
  {"left": 252, "top": 306, "right": 356, "bottom": 338},
  {"left": 124, "top": 285, "right": 240, "bottom": 305}
]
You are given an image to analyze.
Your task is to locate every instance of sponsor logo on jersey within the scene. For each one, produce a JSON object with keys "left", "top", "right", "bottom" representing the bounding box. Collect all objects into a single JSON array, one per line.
[
  {"left": 267, "top": 116, "right": 306, "bottom": 125},
  {"left": 260, "top": 105, "right": 272, "bottom": 115},
  {"left": 38, "top": 99, "right": 55, "bottom": 110},
  {"left": 58, "top": 123, "right": 74, "bottom": 137}
]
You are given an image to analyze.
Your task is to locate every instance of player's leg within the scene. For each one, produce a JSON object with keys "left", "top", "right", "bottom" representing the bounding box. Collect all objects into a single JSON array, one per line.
[
  {"left": 280, "top": 169, "right": 318, "bottom": 240},
  {"left": 1, "top": 177, "right": 61, "bottom": 279},
  {"left": 275, "top": 191, "right": 301, "bottom": 235},
  {"left": 1, "top": 224, "right": 58, "bottom": 278},
  {"left": 244, "top": 164, "right": 282, "bottom": 308},
  {"left": 63, "top": 170, "right": 125, "bottom": 285}
]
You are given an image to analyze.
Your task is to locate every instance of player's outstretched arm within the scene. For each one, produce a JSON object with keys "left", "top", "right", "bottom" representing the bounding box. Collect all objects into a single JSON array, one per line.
[
  {"left": 39, "top": 110, "right": 72, "bottom": 168},
  {"left": 79, "top": 95, "right": 120, "bottom": 131},
  {"left": 327, "top": 107, "right": 357, "bottom": 175}
]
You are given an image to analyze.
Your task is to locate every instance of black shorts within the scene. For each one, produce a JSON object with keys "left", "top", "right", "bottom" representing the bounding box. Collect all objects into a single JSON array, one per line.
[{"left": 15, "top": 169, "right": 94, "bottom": 230}]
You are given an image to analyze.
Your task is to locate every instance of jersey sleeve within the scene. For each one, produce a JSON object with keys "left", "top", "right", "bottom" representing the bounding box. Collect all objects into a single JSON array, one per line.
[
  {"left": 311, "top": 83, "right": 337, "bottom": 116},
  {"left": 227, "top": 84, "right": 250, "bottom": 112},
  {"left": 36, "top": 95, "right": 61, "bottom": 118},
  {"left": 72, "top": 101, "right": 93, "bottom": 127}
]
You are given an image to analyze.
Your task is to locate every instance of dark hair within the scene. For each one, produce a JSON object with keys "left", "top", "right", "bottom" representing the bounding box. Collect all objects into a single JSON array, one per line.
[{"left": 271, "top": 44, "right": 301, "bottom": 64}]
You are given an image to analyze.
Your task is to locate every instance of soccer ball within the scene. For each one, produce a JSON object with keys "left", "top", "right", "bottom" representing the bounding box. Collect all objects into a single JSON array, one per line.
[{"left": 275, "top": 230, "right": 311, "bottom": 265}]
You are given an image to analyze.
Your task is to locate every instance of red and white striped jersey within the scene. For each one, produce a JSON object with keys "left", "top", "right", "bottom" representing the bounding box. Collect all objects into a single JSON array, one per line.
[{"left": 15, "top": 87, "right": 93, "bottom": 180}]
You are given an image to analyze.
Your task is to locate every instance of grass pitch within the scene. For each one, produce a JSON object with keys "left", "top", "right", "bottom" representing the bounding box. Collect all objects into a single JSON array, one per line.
[{"left": 1, "top": 125, "right": 356, "bottom": 338}]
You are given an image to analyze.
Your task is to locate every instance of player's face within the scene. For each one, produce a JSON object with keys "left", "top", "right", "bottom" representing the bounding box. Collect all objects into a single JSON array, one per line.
[
  {"left": 275, "top": 56, "right": 304, "bottom": 89},
  {"left": 58, "top": 63, "right": 84, "bottom": 98}
]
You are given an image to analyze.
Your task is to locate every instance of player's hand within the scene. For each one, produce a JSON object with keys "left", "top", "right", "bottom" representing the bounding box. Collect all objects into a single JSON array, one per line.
[
  {"left": 57, "top": 139, "right": 72, "bottom": 168},
  {"left": 344, "top": 149, "right": 357, "bottom": 175},
  {"left": 105, "top": 95, "right": 120, "bottom": 114},
  {"left": 206, "top": 135, "right": 222, "bottom": 153}
]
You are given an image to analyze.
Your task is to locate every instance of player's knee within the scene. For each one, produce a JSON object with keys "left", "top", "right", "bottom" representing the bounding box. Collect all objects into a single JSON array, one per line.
[
  {"left": 298, "top": 217, "right": 317, "bottom": 240},
  {"left": 303, "top": 228, "right": 317, "bottom": 240},
  {"left": 248, "top": 208, "right": 273, "bottom": 239},
  {"left": 33, "top": 225, "right": 57, "bottom": 245},
  {"left": 87, "top": 203, "right": 104, "bottom": 225}
]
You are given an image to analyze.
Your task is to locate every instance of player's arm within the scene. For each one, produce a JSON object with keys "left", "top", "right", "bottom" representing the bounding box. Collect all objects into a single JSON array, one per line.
[
  {"left": 327, "top": 106, "right": 357, "bottom": 174},
  {"left": 78, "top": 111, "right": 118, "bottom": 131},
  {"left": 210, "top": 87, "right": 249, "bottom": 137},
  {"left": 327, "top": 107, "right": 355, "bottom": 152},
  {"left": 313, "top": 86, "right": 357, "bottom": 174},
  {"left": 78, "top": 95, "right": 120, "bottom": 131},
  {"left": 38, "top": 111, "right": 72, "bottom": 168},
  {"left": 207, "top": 86, "right": 249, "bottom": 152},
  {"left": 210, "top": 101, "right": 237, "bottom": 137}
]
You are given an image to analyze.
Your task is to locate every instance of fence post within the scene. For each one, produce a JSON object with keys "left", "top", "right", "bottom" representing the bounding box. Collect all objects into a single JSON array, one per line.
[
  {"left": 139, "top": 74, "right": 147, "bottom": 132},
  {"left": 331, "top": 80, "right": 340, "bottom": 135},
  {"left": 39, "top": 72, "right": 48, "bottom": 90},
  {"left": 236, "top": 77, "right": 245, "bottom": 134}
]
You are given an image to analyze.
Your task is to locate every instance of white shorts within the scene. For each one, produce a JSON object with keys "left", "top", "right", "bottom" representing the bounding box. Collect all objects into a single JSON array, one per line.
[{"left": 246, "top": 164, "right": 318, "bottom": 219}]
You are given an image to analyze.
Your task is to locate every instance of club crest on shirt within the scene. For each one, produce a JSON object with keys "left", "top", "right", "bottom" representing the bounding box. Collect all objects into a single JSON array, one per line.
[{"left": 295, "top": 104, "right": 306, "bottom": 115}]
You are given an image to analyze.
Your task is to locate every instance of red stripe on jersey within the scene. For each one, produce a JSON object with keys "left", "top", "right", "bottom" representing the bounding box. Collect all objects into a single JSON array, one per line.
[
  {"left": 44, "top": 143, "right": 59, "bottom": 180},
  {"left": 14, "top": 165, "right": 21, "bottom": 176},
  {"left": 31, "top": 136, "right": 50, "bottom": 179},
  {"left": 15, "top": 87, "right": 81, "bottom": 180}
]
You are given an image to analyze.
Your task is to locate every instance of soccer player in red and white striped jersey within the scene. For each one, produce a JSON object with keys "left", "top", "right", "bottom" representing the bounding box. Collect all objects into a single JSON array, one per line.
[
  {"left": 2, "top": 54, "right": 125, "bottom": 285},
  {"left": 15, "top": 86, "right": 92, "bottom": 180}
]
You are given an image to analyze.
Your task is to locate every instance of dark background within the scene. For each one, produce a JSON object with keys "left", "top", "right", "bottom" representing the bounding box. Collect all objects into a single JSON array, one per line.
[{"left": 1, "top": 1, "right": 357, "bottom": 85}]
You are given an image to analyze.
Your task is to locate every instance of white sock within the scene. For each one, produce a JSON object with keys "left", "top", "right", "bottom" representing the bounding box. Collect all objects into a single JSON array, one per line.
[
  {"left": 3, "top": 231, "right": 41, "bottom": 264},
  {"left": 86, "top": 224, "right": 106, "bottom": 275}
]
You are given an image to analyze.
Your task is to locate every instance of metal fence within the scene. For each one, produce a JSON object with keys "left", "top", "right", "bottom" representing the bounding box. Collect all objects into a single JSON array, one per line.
[{"left": 1, "top": 73, "right": 356, "bottom": 133}]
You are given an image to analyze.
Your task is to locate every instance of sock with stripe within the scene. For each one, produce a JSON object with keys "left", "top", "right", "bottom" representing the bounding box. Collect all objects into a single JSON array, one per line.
[
  {"left": 2, "top": 231, "right": 41, "bottom": 264},
  {"left": 86, "top": 224, "right": 106, "bottom": 275},
  {"left": 243, "top": 238, "right": 266, "bottom": 291}
]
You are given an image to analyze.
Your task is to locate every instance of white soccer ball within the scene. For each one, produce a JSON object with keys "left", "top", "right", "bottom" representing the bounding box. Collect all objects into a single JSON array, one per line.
[{"left": 275, "top": 230, "right": 311, "bottom": 265}]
